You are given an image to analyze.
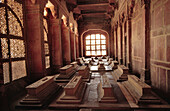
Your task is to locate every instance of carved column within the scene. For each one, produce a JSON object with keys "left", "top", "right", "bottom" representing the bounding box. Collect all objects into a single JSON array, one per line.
[
  {"left": 49, "top": 18, "right": 62, "bottom": 73},
  {"left": 70, "top": 31, "right": 76, "bottom": 61},
  {"left": 127, "top": 18, "right": 132, "bottom": 72},
  {"left": 141, "top": 0, "right": 151, "bottom": 84},
  {"left": 114, "top": 24, "right": 118, "bottom": 61},
  {"left": 61, "top": 21, "right": 71, "bottom": 65},
  {"left": 122, "top": 21, "right": 126, "bottom": 66},
  {"left": 118, "top": 22, "right": 123, "bottom": 64},
  {"left": 25, "top": 1, "right": 46, "bottom": 80},
  {"left": 75, "top": 34, "right": 79, "bottom": 58},
  {"left": 110, "top": 27, "right": 115, "bottom": 59}
]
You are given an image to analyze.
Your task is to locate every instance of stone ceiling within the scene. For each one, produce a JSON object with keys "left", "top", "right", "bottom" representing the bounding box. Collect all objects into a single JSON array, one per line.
[{"left": 66, "top": 0, "right": 118, "bottom": 22}]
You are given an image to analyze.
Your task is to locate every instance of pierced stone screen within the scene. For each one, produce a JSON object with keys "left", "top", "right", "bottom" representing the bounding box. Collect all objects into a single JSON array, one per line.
[
  {"left": 12, "top": 61, "right": 26, "bottom": 81},
  {"left": 3, "top": 63, "right": 10, "bottom": 84},
  {"left": 0, "top": 0, "right": 26, "bottom": 84},
  {"left": 10, "top": 39, "right": 25, "bottom": 58},
  {"left": 0, "top": 7, "right": 7, "bottom": 34}
]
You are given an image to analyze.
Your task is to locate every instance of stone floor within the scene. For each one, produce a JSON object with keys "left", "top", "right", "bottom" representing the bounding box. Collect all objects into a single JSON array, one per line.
[{"left": 49, "top": 71, "right": 130, "bottom": 111}]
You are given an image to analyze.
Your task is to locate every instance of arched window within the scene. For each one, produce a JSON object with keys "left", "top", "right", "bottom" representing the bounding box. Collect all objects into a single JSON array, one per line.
[
  {"left": 0, "top": 0, "right": 26, "bottom": 84},
  {"left": 85, "top": 34, "right": 107, "bottom": 56}
]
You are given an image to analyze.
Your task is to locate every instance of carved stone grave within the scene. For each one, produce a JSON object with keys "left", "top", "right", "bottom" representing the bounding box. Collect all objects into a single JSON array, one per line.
[
  {"left": 16, "top": 76, "right": 61, "bottom": 109},
  {"left": 56, "top": 76, "right": 87, "bottom": 104},
  {"left": 98, "top": 75, "right": 117, "bottom": 103}
]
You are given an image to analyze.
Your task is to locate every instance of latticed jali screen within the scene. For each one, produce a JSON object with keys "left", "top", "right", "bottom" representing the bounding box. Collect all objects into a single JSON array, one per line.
[
  {"left": 43, "top": 18, "right": 50, "bottom": 69},
  {"left": 0, "top": 0, "right": 26, "bottom": 84}
]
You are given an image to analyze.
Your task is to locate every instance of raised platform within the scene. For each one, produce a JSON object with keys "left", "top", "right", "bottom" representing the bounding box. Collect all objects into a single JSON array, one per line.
[
  {"left": 78, "top": 65, "right": 91, "bottom": 82},
  {"left": 54, "top": 65, "right": 76, "bottom": 83},
  {"left": 56, "top": 76, "right": 87, "bottom": 104},
  {"left": 122, "top": 75, "right": 161, "bottom": 104},
  {"left": 112, "top": 65, "right": 129, "bottom": 82},
  {"left": 16, "top": 76, "right": 61, "bottom": 109},
  {"left": 71, "top": 61, "right": 80, "bottom": 71},
  {"left": 98, "top": 75, "right": 117, "bottom": 103}
]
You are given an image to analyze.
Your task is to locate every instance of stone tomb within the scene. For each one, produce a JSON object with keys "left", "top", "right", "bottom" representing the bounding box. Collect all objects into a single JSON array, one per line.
[
  {"left": 98, "top": 75, "right": 117, "bottom": 103},
  {"left": 109, "top": 61, "right": 115, "bottom": 69},
  {"left": 122, "top": 75, "right": 161, "bottom": 104},
  {"left": 117, "top": 65, "right": 129, "bottom": 81},
  {"left": 113, "top": 61, "right": 119, "bottom": 69},
  {"left": 98, "top": 62, "right": 105, "bottom": 71},
  {"left": 16, "top": 76, "right": 61, "bottom": 108},
  {"left": 70, "top": 61, "right": 79, "bottom": 71},
  {"left": 77, "top": 58, "right": 85, "bottom": 66},
  {"left": 78, "top": 65, "right": 91, "bottom": 82},
  {"left": 56, "top": 76, "right": 87, "bottom": 104},
  {"left": 55, "top": 65, "right": 76, "bottom": 83},
  {"left": 112, "top": 65, "right": 129, "bottom": 82}
]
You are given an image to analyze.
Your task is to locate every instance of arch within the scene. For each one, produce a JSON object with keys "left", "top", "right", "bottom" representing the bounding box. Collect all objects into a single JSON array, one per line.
[{"left": 81, "top": 29, "right": 110, "bottom": 57}]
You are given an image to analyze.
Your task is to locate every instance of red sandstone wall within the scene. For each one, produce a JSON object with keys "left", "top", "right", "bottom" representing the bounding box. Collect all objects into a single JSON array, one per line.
[
  {"left": 150, "top": 0, "right": 170, "bottom": 94},
  {"left": 131, "top": 1, "right": 146, "bottom": 75}
]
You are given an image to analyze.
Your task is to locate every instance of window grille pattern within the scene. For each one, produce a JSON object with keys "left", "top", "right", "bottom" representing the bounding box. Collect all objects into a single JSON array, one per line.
[
  {"left": 43, "top": 18, "right": 50, "bottom": 69},
  {"left": 85, "top": 34, "right": 107, "bottom": 56},
  {"left": 1, "top": 38, "right": 9, "bottom": 59},
  {"left": 0, "top": 0, "right": 26, "bottom": 84},
  {"left": 12, "top": 60, "right": 26, "bottom": 81},
  {"left": 43, "top": 18, "right": 48, "bottom": 41},
  {"left": 0, "top": 7, "right": 7, "bottom": 34},
  {"left": 3, "top": 63, "right": 10, "bottom": 84},
  {"left": 10, "top": 39, "right": 25, "bottom": 58},
  {"left": 45, "top": 56, "right": 50, "bottom": 69},
  {"left": 44, "top": 43, "right": 49, "bottom": 55},
  {"left": 7, "top": 0, "right": 23, "bottom": 26},
  {"left": 8, "top": 10, "right": 22, "bottom": 36}
]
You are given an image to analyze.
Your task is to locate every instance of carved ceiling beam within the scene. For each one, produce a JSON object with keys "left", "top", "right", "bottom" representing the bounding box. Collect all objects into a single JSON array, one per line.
[{"left": 78, "top": 3, "right": 109, "bottom": 8}]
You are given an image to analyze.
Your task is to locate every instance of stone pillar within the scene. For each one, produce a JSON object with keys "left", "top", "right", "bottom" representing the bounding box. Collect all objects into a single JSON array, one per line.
[
  {"left": 25, "top": 4, "right": 45, "bottom": 80},
  {"left": 118, "top": 24, "right": 123, "bottom": 64},
  {"left": 114, "top": 26, "right": 118, "bottom": 61},
  {"left": 49, "top": 18, "right": 63, "bottom": 73},
  {"left": 127, "top": 19, "right": 132, "bottom": 72},
  {"left": 70, "top": 31, "right": 76, "bottom": 61},
  {"left": 61, "top": 21, "right": 71, "bottom": 65},
  {"left": 76, "top": 34, "right": 79, "bottom": 58},
  {"left": 110, "top": 28, "right": 114, "bottom": 59},
  {"left": 142, "top": 0, "right": 151, "bottom": 84}
]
